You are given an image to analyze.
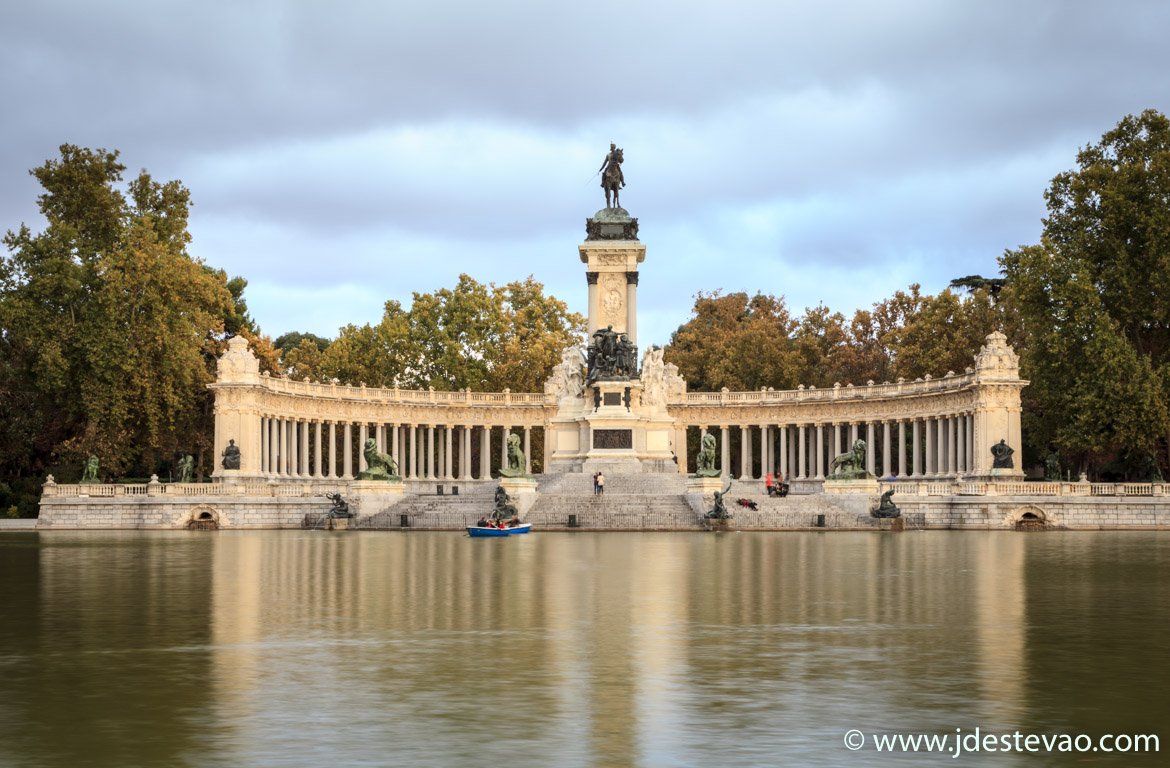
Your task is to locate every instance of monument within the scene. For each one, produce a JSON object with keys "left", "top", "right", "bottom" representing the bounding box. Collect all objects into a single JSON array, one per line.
[{"left": 545, "top": 146, "right": 682, "bottom": 474}]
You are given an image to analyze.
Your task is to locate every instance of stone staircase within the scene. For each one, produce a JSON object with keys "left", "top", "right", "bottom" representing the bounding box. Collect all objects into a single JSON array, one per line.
[
  {"left": 527, "top": 472, "right": 704, "bottom": 530},
  {"left": 360, "top": 487, "right": 495, "bottom": 530}
]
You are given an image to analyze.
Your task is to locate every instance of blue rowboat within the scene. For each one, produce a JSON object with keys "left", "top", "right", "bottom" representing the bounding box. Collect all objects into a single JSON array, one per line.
[{"left": 467, "top": 523, "right": 532, "bottom": 537}]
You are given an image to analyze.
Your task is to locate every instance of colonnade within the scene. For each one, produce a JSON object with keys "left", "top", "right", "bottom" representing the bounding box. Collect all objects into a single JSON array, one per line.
[
  {"left": 693, "top": 412, "right": 978, "bottom": 481},
  {"left": 255, "top": 417, "right": 537, "bottom": 480}
]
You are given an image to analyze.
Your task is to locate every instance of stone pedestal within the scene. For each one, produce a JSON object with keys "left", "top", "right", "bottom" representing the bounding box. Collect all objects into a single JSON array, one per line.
[
  {"left": 685, "top": 476, "right": 727, "bottom": 516},
  {"left": 822, "top": 477, "right": 881, "bottom": 495},
  {"left": 499, "top": 476, "right": 538, "bottom": 517},
  {"left": 348, "top": 480, "right": 405, "bottom": 518}
]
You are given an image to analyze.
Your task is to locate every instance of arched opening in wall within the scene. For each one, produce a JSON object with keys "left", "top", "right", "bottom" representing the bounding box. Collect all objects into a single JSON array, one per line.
[
  {"left": 186, "top": 506, "right": 221, "bottom": 531},
  {"left": 1014, "top": 507, "right": 1049, "bottom": 532}
]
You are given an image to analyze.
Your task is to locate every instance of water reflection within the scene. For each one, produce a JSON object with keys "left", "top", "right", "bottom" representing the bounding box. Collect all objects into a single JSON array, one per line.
[{"left": 0, "top": 531, "right": 1167, "bottom": 767}]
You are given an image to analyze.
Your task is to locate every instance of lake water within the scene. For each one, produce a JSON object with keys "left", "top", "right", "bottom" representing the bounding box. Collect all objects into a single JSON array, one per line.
[{"left": 1, "top": 530, "right": 1167, "bottom": 767}]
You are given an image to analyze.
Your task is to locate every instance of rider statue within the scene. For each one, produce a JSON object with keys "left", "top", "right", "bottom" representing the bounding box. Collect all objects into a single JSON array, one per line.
[{"left": 599, "top": 143, "right": 625, "bottom": 209}]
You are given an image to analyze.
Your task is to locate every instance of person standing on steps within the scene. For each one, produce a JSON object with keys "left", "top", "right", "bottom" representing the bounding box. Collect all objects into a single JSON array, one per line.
[{"left": 597, "top": 471, "right": 605, "bottom": 495}]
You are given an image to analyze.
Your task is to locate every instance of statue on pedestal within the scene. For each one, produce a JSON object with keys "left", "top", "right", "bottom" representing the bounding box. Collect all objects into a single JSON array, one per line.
[
  {"left": 176, "top": 454, "right": 194, "bottom": 483},
  {"left": 693, "top": 433, "right": 720, "bottom": 478},
  {"left": 599, "top": 143, "right": 625, "bottom": 209},
  {"left": 358, "top": 438, "right": 400, "bottom": 480},
  {"left": 80, "top": 455, "right": 99, "bottom": 484},
  {"left": 221, "top": 439, "right": 241, "bottom": 470},
  {"left": 498, "top": 434, "right": 530, "bottom": 478},
  {"left": 830, "top": 440, "right": 869, "bottom": 479},
  {"left": 991, "top": 439, "right": 1015, "bottom": 469},
  {"left": 325, "top": 492, "right": 353, "bottom": 519},
  {"left": 586, "top": 325, "right": 637, "bottom": 383}
]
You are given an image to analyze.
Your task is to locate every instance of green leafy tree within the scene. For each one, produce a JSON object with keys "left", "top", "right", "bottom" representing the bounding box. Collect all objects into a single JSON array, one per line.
[
  {"left": 1001, "top": 110, "right": 1170, "bottom": 476},
  {"left": 318, "top": 274, "right": 583, "bottom": 391},
  {"left": 0, "top": 145, "right": 253, "bottom": 492}
]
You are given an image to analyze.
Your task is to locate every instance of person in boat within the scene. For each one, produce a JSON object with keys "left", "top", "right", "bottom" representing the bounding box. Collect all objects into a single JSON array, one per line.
[
  {"left": 476, "top": 516, "right": 489, "bottom": 528},
  {"left": 507, "top": 516, "right": 521, "bottom": 527}
]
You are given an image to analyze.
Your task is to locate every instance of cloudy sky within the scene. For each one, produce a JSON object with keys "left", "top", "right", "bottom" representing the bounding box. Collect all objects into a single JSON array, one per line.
[{"left": 3, "top": 1, "right": 1168, "bottom": 347}]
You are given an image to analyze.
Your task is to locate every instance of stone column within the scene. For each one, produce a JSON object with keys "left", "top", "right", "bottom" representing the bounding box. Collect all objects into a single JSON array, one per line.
[
  {"left": 585, "top": 272, "right": 600, "bottom": 337},
  {"left": 898, "top": 421, "right": 906, "bottom": 477},
  {"left": 500, "top": 426, "right": 510, "bottom": 471},
  {"left": 625, "top": 272, "right": 638, "bottom": 347},
  {"left": 937, "top": 418, "right": 946, "bottom": 478},
  {"left": 949, "top": 416, "right": 958, "bottom": 476},
  {"left": 720, "top": 425, "right": 731, "bottom": 481},
  {"left": 445, "top": 426, "right": 455, "bottom": 479},
  {"left": 376, "top": 424, "right": 385, "bottom": 454},
  {"left": 480, "top": 426, "right": 491, "bottom": 479},
  {"left": 957, "top": 414, "right": 966, "bottom": 476},
  {"left": 277, "top": 419, "right": 286, "bottom": 476},
  {"left": 357, "top": 424, "right": 368, "bottom": 473},
  {"left": 259, "top": 417, "right": 267, "bottom": 475},
  {"left": 327, "top": 422, "right": 336, "bottom": 478},
  {"left": 300, "top": 421, "right": 309, "bottom": 478},
  {"left": 967, "top": 414, "right": 975, "bottom": 473},
  {"left": 866, "top": 421, "right": 876, "bottom": 475},
  {"left": 407, "top": 425, "right": 417, "bottom": 479},
  {"left": 849, "top": 422, "right": 859, "bottom": 449},
  {"left": 675, "top": 425, "right": 688, "bottom": 475},
  {"left": 739, "top": 425, "right": 750, "bottom": 479},
  {"left": 778, "top": 426, "right": 787, "bottom": 480},
  {"left": 423, "top": 425, "right": 433, "bottom": 480},
  {"left": 390, "top": 424, "right": 399, "bottom": 470},
  {"left": 912, "top": 420, "right": 921, "bottom": 478},
  {"left": 759, "top": 425, "right": 769, "bottom": 479},
  {"left": 462, "top": 427, "right": 473, "bottom": 480},
  {"left": 523, "top": 427, "right": 532, "bottom": 475},
  {"left": 313, "top": 421, "right": 322, "bottom": 478},
  {"left": 882, "top": 421, "right": 892, "bottom": 477},
  {"left": 797, "top": 425, "right": 807, "bottom": 479},
  {"left": 924, "top": 418, "right": 935, "bottom": 477},
  {"left": 815, "top": 424, "right": 824, "bottom": 480},
  {"left": 342, "top": 423, "right": 353, "bottom": 480}
]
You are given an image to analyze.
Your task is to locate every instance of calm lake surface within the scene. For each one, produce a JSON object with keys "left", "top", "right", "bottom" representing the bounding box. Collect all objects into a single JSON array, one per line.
[{"left": 1, "top": 530, "right": 1167, "bottom": 767}]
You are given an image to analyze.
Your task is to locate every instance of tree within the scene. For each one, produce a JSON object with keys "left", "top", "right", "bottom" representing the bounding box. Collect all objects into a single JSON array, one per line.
[
  {"left": 317, "top": 274, "right": 584, "bottom": 391},
  {"left": 664, "top": 291, "right": 803, "bottom": 391},
  {"left": 1001, "top": 110, "right": 1170, "bottom": 477},
  {"left": 0, "top": 145, "right": 253, "bottom": 494}
]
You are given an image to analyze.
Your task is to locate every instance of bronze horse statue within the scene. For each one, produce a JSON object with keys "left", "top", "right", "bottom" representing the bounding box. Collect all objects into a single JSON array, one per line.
[{"left": 600, "top": 145, "right": 625, "bottom": 209}]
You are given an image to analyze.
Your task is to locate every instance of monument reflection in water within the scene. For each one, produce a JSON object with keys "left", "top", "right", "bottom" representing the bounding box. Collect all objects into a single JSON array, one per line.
[{"left": 1, "top": 531, "right": 1167, "bottom": 766}]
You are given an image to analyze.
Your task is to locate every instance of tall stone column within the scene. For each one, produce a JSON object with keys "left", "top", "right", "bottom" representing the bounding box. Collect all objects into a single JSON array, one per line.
[
  {"left": 778, "top": 426, "right": 787, "bottom": 480},
  {"left": 278, "top": 419, "right": 287, "bottom": 476},
  {"left": 849, "top": 422, "right": 858, "bottom": 449},
  {"left": 898, "top": 421, "right": 907, "bottom": 477},
  {"left": 445, "top": 426, "right": 455, "bottom": 479},
  {"left": 390, "top": 424, "right": 399, "bottom": 470},
  {"left": 957, "top": 414, "right": 966, "bottom": 475},
  {"left": 925, "top": 418, "right": 935, "bottom": 477},
  {"left": 480, "top": 426, "right": 491, "bottom": 479},
  {"left": 720, "top": 425, "right": 730, "bottom": 481},
  {"left": 425, "top": 425, "right": 434, "bottom": 480},
  {"left": 327, "top": 422, "right": 336, "bottom": 478},
  {"left": 586, "top": 272, "right": 600, "bottom": 335},
  {"left": 625, "top": 272, "right": 639, "bottom": 346},
  {"left": 739, "top": 425, "right": 750, "bottom": 480},
  {"left": 300, "top": 421, "right": 309, "bottom": 478},
  {"left": 911, "top": 420, "right": 921, "bottom": 477},
  {"left": 314, "top": 421, "right": 322, "bottom": 478},
  {"left": 259, "top": 417, "right": 267, "bottom": 475},
  {"left": 358, "top": 424, "right": 368, "bottom": 473},
  {"left": 343, "top": 423, "right": 353, "bottom": 480},
  {"left": 815, "top": 424, "right": 824, "bottom": 480},
  {"left": 937, "top": 418, "right": 946, "bottom": 477},
  {"left": 759, "top": 425, "right": 769, "bottom": 479},
  {"left": 523, "top": 427, "right": 532, "bottom": 475},
  {"left": 882, "top": 421, "right": 892, "bottom": 477},
  {"left": 500, "top": 426, "right": 510, "bottom": 471},
  {"left": 866, "top": 421, "right": 876, "bottom": 475},
  {"left": 797, "top": 425, "right": 807, "bottom": 479},
  {"left": 674, "top": 426, "right": 688, "bottom": 475},
  {"left": 462, "top": 426, "right": 473, "bottom": 480},
  {"left": 408, "top": 425, "right": 417, "bottom": 479}
]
